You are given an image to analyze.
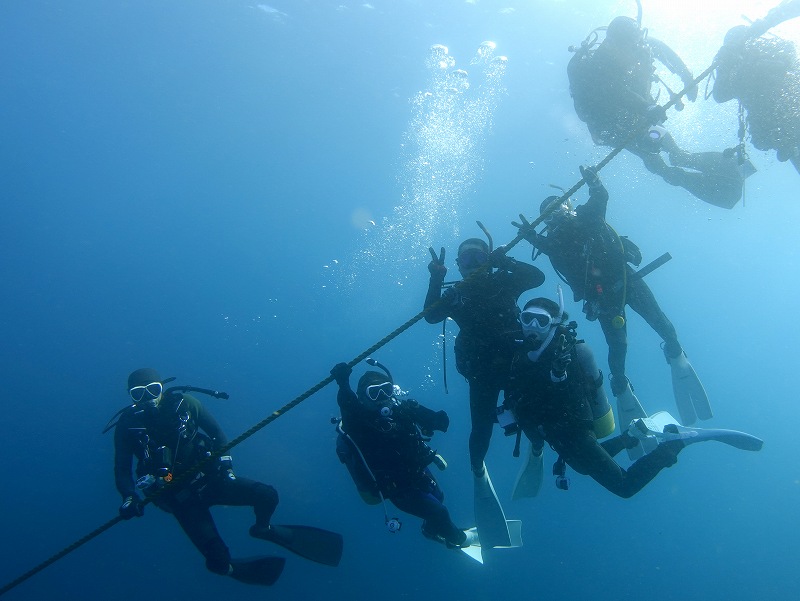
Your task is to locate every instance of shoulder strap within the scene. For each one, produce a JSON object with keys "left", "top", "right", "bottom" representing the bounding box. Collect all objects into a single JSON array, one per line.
[{"left": 102, "top": 405, "right": 134, "bottom": 434}]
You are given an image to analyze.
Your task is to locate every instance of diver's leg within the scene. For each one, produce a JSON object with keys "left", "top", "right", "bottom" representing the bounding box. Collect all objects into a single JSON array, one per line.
[
  {"left": 598, "top": 313, "right": 627, "bottom": 391},
  {"left": 558, "top": 428, "right": 683, "bottom": 498},
  {"left": 391, "top": 481, "right": 466, "bottom": 547},
  {"left": 206, "top": 476, "right": 279, "bottom": 529},
  {"left": 791, "top": 154, "right": 800, "bottom": 175},
  {"left": 468, "top": 377, "right": 500, "bottom": 475},
  {"left": 625, "top": 279, "right": 681, "bottom": 358},
  {"left": 632, "top": 144, "right": 743, "bottom": 209},
  {"left": 172, "top": 500, "right": 232, "bottom": 575}
]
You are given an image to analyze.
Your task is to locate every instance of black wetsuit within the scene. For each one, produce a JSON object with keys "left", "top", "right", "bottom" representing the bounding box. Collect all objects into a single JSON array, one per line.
[
  {"left": 505, "top": 333, "right": 682, "bottom": 498},
  {"left": 424, "top": 260, "right": 544, "bottom": 473},
  {"left": 529, "top": 181, "right": 681, "bottom": 394},
  {"left": 568, "top": 32, "right": 743, "bottom": 208},
  {"left": 333, "top": 376, "right": 464, "bottom": 547},
  {"left": 114, "top": 394, "right": 278, "bottom": 575}
]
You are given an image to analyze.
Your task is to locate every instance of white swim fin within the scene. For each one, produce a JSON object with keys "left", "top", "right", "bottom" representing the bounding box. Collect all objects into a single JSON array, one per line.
[
  {"left": 614, "top": 380, "right": 656, "bottom": 460},
  {"left": 474, "top": 463, "right": 513, "bottom": 548},
  {"left": 630, "top": 411, "right": 763, "bottom": 451},
  {"left": 459, "top": 519, "right": 522, "bottom": 564},
  {"left": 512, "top": 442, "right": 544, "bottom": 500},
  {"left": 667, "top": 351, "right": 712, "bottom": 425}
]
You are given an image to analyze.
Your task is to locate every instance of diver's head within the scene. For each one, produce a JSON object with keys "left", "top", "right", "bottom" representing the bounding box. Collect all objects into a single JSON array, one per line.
[
  {"left": 723, "top": 25, "right": 749, "bottom": 49},
  {"left": 357, "top": 371, "right": 395, "bottom": 405},
  {"left": 127, "top": 367, "right": 164, "bottom": 407},
  {"left": 456, "top": 238, "right": 490, "bottom": 278},
  {"left": 519, "top": 288, "right": 567, "bottom": 346},
  {"left": 606, "top": 16, "right": 643, "bottom": 47},
  {"left": 540, "top": 195, "right": 574, "bottom": 225}
]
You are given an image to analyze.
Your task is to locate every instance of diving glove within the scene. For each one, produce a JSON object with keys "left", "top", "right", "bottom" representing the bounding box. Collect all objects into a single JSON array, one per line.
[{"left": 119, "top": 495, "right": 144, "bottom": 520}]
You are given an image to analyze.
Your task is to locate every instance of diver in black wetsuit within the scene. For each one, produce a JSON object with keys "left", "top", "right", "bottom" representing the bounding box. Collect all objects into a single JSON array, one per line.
[
  {"left": 424, "top": 238, "right": 544, "bottom": 476},
  {"left": 567, "top": 15, "right": 745, "bottom": 208},
  {"left": 514, "top": 165, "right": 710, "bottom": 428},
  {"left": 712, "top": 0, "right": 800, "bottom": 174},
  {"left": 506, "top": 294, "right": 763, "bottom": 497},
  {"left": 330, "top": 361, "right": 478, "bottom": 549},
  {"left": 506, "top": 295, "right": 691, "bottom": 498},
  {"left": 113, "top": 368, "right": 341, "bottom": 586}
]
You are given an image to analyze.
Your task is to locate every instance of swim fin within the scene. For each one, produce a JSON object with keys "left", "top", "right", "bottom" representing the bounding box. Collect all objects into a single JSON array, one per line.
[
  {"left": 460, "top": 520, "right": 522, "bottom": 564},
  {"left": 614, "top": 380, "right": 656, "bottom": 460},
  {"left": 630, "top": 411, "right": 763, "bottom": 451},
  {"left": 250, "top": 524, "right": 344, "bottom": 567},
  {"left": 474, "top": 463, "right": 513, "bottom": 548},
  {"left": 511, "top": 442, "right": 544, "bottom": 500},
  {"left": 667, "top": 351, "right": 712, "bottom": 425},
  {"left": 229, "top": 556, "right": 285, "bottom": 586}
]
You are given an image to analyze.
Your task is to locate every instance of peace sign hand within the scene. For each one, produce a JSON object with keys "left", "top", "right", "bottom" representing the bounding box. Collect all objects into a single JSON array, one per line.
[
  {"left": 512, "top": 214, "right": 538, "bottom": 244},
  {"left": 428, "top": 246, "right": 447, "bottom": 280}
]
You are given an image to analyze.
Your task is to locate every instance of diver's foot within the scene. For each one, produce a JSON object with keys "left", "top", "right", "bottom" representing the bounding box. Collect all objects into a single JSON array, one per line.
[
  {"left": 421, "top": 522, "right": 446, "bottom": 546},
  {"left": 461, "top": 527, "right": 480, "bottom": 548},
  {"left": 776, "top": 147, "right": 798, "bottom": 162},
  {"left": 249, "top": 524, "right": 292, "bottom": 546},
  {"left": 668, "top": 148, "right": 692, "bottom": 167}
]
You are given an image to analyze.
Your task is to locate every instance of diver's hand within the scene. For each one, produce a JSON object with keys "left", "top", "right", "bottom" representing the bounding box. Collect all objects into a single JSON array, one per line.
[
  {"left": 428, "top": 247, "right": 447, "bottom": 281},
  {"left": 434, "top": 410, "right": 450, "bottom": 433},
  {"left": 512, "top": 214, "right": 538, "bottom": 244},
  {"left": 550, "top": 334, "right": 573, "bottom": 381},
  {"left": 645, "top": 104, "right": 667, "bottom": 125},
  {"left": 579, "top": 165, "right": 602, "bottom": 192},
  {"left": 489, "top": 246, "right": 514, "bottom": 270},
  {"left": 330, "top": 363, "right": 352, "bottom": 385},
  {"left": 119, "top": 496, "right": 144, "bottom": 520}
]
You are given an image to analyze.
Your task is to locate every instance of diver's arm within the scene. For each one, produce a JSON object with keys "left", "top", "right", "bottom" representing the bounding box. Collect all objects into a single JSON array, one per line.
[
  {"left": 425, "top": 284, "right": 457, "bottom": 324},
  {"left": 579, "top": 168, "right": 610, "bottom": 221},
  {"left": 756, "top": 0, "right": 800, "bottom": 36},
  {"left": 331, "top": 363, "right": 358, "bottom": 412},
  {"left": 113, "top": 421, "right": 137, "bottom": 499},
  {"left": 649, "top": 37, "right": 694, "bottom": 85},
  {"left": 193, "top": 397, "right": 229, "bottom": 449},
  {"left": 405, "top": 400, "right": 450, "bottom": 434}
]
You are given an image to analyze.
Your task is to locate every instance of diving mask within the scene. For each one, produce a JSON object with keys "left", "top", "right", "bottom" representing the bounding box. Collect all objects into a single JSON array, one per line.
[
  {"left": 129, "top": 381, "right": 163, "bottom": 404},
  {"left": 520, "top": 308, "right": 557, "bottom": 336},
  {"left": 365, "top": 381, "right": 394, "bottom": 402},
  {"left": 456, "top": 248, "right": 489, "bottom": 271}
]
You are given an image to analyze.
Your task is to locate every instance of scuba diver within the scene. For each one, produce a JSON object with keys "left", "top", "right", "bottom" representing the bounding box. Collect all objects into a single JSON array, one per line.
[
  {"left": 513, "top": 165, "right": 710, "bottom": 431},
  {"left": 424, "top": 234, "right": 544, "bottom": 477},
  {"left": 330, "top": 360, "right": 479, "bottom": 552},
  {"left": 111, "top": 368, "right": 343, "bottom": 587},
  {"left": 504, "top": 291, "right": 764, "bottom": 499},
  {"left": 424, "top": 235, "right": 542, "bottom": 546},
  {"left": 712, "top": 0, "right": 800, "bottom": 175},
  {"left": 567, "top": 13, "right": 746, "bottom": 208}
]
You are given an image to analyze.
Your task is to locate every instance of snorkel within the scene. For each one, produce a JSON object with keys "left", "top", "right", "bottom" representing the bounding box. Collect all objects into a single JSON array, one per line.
[{"left": 365, "top": 357, "right": 393, "bottom": 383}]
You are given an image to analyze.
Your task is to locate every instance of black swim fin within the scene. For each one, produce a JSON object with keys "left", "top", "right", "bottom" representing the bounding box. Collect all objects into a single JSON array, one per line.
[
  {"left": 230, "top": 556, "right": 285, "bottom": 586},
  {"left": 250, "top": 524, "right": 344, "bottom": 567}
]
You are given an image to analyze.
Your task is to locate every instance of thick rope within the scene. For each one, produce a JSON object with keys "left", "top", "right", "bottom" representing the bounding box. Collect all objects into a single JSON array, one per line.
[{"left": 0, "top": 58, "right": 718, "bottom": 601}]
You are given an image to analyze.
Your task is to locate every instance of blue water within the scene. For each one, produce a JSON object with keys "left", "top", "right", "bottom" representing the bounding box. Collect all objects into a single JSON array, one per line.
[{"left": 1, "top": 1, "right": 798, "bottom": 599}]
